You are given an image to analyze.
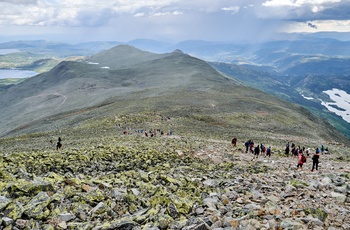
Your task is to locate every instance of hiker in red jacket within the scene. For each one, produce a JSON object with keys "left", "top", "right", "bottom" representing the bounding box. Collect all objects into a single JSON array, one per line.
[{"left": 296, "top": 150, "right": 306, "bottom": 171}]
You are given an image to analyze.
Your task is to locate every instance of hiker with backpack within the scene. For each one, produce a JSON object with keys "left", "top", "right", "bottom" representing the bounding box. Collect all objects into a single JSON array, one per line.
[
  {"left": 266, "top": 146, "right": 272, "bottom": 158},
  {"left": 296, "top": 150, "right": 306, "bottom": 171},
  {"left": 252, "top": 145, "right": 260, "bottom": 160}
]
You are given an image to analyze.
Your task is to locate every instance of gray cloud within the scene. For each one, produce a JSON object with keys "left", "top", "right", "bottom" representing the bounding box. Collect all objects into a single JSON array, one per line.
[
  {"left": 75, "top": 8, "right": 116, "bottom": 27},
  {"left": 0, "top": 0, "right": 37, "bottom": 4},
  {"left": 261, "top": 0, "right": 350, "bottom": 21},
  {"left": 315, "top": 2, "right": 350, "bottom": 20},
  {"left": 0, "top": 0, "right": 349, "bottom": 43}
]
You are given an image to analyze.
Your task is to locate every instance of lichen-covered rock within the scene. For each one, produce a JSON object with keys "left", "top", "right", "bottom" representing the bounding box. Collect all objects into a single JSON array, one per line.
[
  {"left": 24, "top": 191, "right": 51, "bottom": 220},
  {"left": 0, "top": 196, "right": 11, "bottom": 210},
  {"left": 8, "top": 179, "right": 55, "bottom": 197},
  {"left": 1, "top": 126, "right": 350, "bottom": 229},
  {"left": 92, "top": 217, "right": 137, "bottom": 230},
  {"left": 154, "top": 213, "right": 174, "bottom": 229},
  {"left": 15, "top": 218, "right": 30, "bottom": 229},
  {"left": 89, "top": 202, "right": 106, "bottom": 215},
  {"left": 168, "top": 194, "right": 195, "bottom": 215},
  {"left": 167, "top": 202, "right": 179, "bottom": 219},
  {"left": 4, "top": 201, "right": 24, "bottom": 220},
  {"left": 303, "top": 208, "right": 328, "bottom": 224}
]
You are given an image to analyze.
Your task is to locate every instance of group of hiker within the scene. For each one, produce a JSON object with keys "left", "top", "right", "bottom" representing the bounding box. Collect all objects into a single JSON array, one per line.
[
  {"left": 233, "top": 137, "right": 325, "bottom": 172},
  {"left": 242, "top": 139, "right": 272, "bottom": 159},
  {"left": 232, "top": 138, "right": 271, "bottom": 159},
  {"left": 117, "top": 123, "right": 173, "bottom": 137},
  {"left": 49, "top": 137, "right": 62, "bottom": 150},
  {"left": 285, "top": 142, "right": 323, "bottom": 172},
  {"left": 122, "top": 127, "right": 173, "bottom": 137}
]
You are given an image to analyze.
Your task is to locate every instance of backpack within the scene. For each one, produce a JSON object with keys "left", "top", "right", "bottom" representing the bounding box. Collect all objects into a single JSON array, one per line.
[{"left": 301, "top": 155, "right": 307, "bottom": 163}]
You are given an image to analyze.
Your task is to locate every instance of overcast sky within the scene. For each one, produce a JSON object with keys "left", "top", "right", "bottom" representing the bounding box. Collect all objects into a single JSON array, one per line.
[{"left": 0, "top": 0, "right": 350, "bottom": 43}]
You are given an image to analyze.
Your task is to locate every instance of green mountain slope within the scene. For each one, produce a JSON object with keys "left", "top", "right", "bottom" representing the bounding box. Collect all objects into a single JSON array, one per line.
[{"left": 0, "top": 45, "right": 348, "bottom": 146}]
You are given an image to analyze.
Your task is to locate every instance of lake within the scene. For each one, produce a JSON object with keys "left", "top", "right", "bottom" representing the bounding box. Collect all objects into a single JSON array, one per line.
[
  {"left": 0, "top": 49, "right": 38, "bottom": 79},
  {"left": 0, "top": 69, "right": 38, "bottom": 79}
]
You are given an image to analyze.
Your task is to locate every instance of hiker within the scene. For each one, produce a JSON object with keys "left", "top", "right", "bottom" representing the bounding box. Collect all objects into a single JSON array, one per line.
[
  {"left": 292, "top": 146, "right": 297, "bottom": 157},
  {"left": 286, "top": 142, "right": 290, "bottom": 147},
  {"left": 56, "top": 137, "right": 62, "bottom": 150},
  {"left": 285, "top": 145, "right": 290, "bottom": 156},
  {"left": 260, "top": 144, "right": 266, "bottom": 157},
  {"left": 245, "top": 140, "right": 251, "bottom": 153},
  {"left": 250, "top": 140, "right": 255, "bottom": 154},
  {"left": 296, "top": 150, "right": 306, "bottom": 171},
  {"left": 266, "top": 146, "right": 271, "bottom": 158},
  {"left": 305, "top": 147, "right": 310, "bottom": 156},
  {"left": 324, "top": 147, "right": 329, "bottom": 154},
  {"left": 311, "top": 148, "right": 320, "bottom": 172},
  {"left": 231, "top": 137, "right": 237, "bottom": 147},
  {"left": 252, "top": 145, "right": 260, "bottom": 160}
]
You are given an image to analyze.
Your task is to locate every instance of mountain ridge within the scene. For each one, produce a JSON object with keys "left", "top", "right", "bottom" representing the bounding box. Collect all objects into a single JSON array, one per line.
[{"left": 0, "top": 45, "right": 348, "bottom": 146}]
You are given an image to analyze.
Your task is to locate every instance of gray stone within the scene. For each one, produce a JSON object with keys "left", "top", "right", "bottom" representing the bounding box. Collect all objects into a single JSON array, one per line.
[
  {"left": 89, "top": 202, "right": 105, "bottom": 215},
  {"left": 322, "top": 177, "right": 332, "bottom": 185},
  {"left": 280, "top": 219, "right": 306, "bottom": 230},
  {"left": 203, "top": 179, "right": 219, "bottom": 187},
  {"left": 2, "top": 217, "right": 14, "bottom": 226},
  {"left": 131, "top": 188, "right": 140, "bottom": 196},
  {"left": 57, "top": 213, "right": 76, "bottom": 222},
  {"left": 331, "top": 192, "right": 347, "bottom": 203},
  {"left": 0, "top": 196, "right": 11, "bottom": 210}
]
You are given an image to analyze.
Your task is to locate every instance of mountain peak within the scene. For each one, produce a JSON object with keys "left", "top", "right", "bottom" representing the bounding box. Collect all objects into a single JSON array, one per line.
[
  {"left": 88, "top": 44, "right": 164, "bottom": 69},
  {"left": 172, "top": 49, "right": 184, "bottom": 54}
]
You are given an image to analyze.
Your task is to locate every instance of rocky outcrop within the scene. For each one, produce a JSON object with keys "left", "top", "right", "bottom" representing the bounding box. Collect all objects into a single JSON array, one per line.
[{"left": 0, "top": 134, "right": 350, "bottom": 229}]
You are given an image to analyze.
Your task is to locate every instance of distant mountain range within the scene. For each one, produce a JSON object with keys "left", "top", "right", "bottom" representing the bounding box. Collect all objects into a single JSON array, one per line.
[
  {"left": 0, "top": 35, "right": 349, "bottom": 139},
  {"left": 0, "top": 45, "right": 347, "bottom": 147}
]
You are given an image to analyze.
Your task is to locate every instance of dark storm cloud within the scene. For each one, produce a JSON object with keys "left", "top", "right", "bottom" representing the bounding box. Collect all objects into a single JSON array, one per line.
[
  {"left": 316, "top": 2, "right": 350, "bottom": 20},
  {"left": 307, "top": 22, "right": 317, "bottom": 29}
]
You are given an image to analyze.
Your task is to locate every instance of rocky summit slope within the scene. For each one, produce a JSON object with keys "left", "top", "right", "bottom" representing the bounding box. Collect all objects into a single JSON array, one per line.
[{"left": 0, "top": 116, "right": 349, "bottom": 230}]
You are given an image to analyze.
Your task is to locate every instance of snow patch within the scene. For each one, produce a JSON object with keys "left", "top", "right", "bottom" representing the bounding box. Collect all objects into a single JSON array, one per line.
[
  {"left": 321, "top": 88, "right": 350, "bottom": 123},
  {"left": 300, "top": 93, "right": 314, "bottom": 100},
  {"left": 87, "top": 62, "right": 99, "bottom": 65}
]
